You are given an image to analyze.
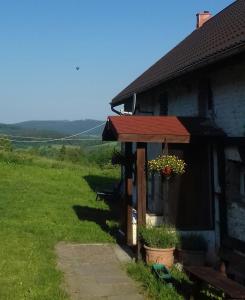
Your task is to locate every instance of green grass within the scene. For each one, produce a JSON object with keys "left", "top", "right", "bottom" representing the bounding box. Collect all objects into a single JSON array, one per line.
[
  {"left": 127, "top": 262, "right": 188, "bottom": 300},
  {"left": 0, "top": 151, "right": 120, "bottom": 299},
  {"left": 127, "top": 262, "right": 224, "bottom": 300}
]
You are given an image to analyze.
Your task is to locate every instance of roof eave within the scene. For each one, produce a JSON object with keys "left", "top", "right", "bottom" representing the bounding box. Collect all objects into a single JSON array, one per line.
[{"left": 111, "top": 43, "right": 245, "bottom": 106}]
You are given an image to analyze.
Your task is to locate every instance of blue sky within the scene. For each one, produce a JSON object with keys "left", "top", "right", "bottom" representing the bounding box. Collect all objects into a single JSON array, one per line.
[{"left": 0, "top": 0, "right": 233, "bottom": 123}]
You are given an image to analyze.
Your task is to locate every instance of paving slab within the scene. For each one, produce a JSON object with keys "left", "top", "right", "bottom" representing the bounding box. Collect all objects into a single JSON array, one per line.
[{"left": 56, "top": 243, "right": 145, "bottom": 300}]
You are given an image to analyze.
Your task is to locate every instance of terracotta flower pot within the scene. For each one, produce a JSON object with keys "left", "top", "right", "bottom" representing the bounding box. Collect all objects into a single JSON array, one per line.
[
  {"left": 144, "top": 245, "right": 175, "bottom": 268},
  {"left": 178, "top": 249, "right": 206, "bottom": 266}
]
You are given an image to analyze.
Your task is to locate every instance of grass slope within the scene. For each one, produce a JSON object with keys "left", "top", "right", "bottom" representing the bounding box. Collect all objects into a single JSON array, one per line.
[{"left": 0, "top": 154, "right": 119, "bottom": 299}]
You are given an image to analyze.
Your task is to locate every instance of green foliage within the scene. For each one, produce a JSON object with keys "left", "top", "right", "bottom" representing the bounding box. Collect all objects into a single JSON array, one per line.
[
  {"left": 0, "top": 136, "right": 13, "bottom": 151},
  {"left": 64, "top": 146, "right": 83, "bottom": 163},
  {"left": 59, "top": 144, "right": 66, "bottom": 161},
  {"left": 15, "top": 142, "right": 119, "bottom": 168},
  {"left": 0, "top": 150, "right": 33, "bottom": 165},
  {"left": 127, "top": 262, "right": 185, "bottom": 300},
  {"left": 148, "top": 155, "right": 186, "bottom": 175},
  {"left": 127, "top": 262, "right": 223, "bottom": 300},
  {"left": 0, "top": 152, "right": 120, "bottom": 299},
  {"left": 179, "top": 234, "right": 208, "bottom": 251},
  {"left": 0, "top": 123, "right": 65, "bottom": 140},
  {"left": 139, "top": 225, "right": 180, "bottom": 249},
  {"left": 87, "top": 145, "right": 119, "bottom": 167}
]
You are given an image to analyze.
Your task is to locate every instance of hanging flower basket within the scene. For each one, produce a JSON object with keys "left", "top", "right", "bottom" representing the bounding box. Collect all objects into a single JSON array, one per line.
[{"left": 148, "top": 155, "right": 186, "bottom": 178}]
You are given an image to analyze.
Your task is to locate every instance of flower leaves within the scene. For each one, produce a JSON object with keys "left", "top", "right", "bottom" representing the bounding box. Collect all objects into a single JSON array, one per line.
[{"left": 148, "top": 155, "right": 186, "bottom": 175}]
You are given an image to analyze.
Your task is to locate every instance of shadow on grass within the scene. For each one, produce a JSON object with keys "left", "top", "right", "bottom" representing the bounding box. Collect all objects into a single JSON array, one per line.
[
  {"left": 72, "top": 204, "right": 120, "bottom": 241},
  {"left": 170, "top": 277, "right": 193, "bottom": 299},
  {"left": 73, "top": 174, "right": 122, "bottom": 241}
]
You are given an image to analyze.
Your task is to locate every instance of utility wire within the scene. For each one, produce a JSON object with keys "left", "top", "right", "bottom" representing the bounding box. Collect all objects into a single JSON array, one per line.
[
  {"left": 0, "top": 137, "right": 102, "bottom": 141},
  {"left": 0, "top": 135, "right": 56, "bottom": 140},
  {"left": 0, "top": 122, "right": 106, "bottom": 143}
]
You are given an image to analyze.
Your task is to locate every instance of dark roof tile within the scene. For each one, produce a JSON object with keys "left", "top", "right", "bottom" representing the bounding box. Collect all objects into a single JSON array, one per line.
[{"left": 112, "top": 0, "right": 245, "bottom": 104}]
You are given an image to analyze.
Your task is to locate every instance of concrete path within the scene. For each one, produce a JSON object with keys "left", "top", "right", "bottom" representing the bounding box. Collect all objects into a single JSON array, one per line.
[{"left": 56, "top": 243, "right": 145, "bottom": 300}]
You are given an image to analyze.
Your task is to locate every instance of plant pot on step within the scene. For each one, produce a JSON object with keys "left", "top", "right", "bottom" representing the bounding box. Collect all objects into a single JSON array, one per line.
[
  {"left": 139, "top": 224, "right": 179, "bottom": 269},
  {"left": 144, "top": 245, "right": 175, "bottom": 268}
]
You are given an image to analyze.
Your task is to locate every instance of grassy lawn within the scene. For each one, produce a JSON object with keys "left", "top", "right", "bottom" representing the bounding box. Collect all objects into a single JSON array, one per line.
[
  {"left": 127, "top": 262, "right": 188, "bottom": 300},
  {"left": 127, "top": 262, "right": 224, "bottom": 300},
  {"left": 0, "top": 153, "right": 119, "bottom": 299}
]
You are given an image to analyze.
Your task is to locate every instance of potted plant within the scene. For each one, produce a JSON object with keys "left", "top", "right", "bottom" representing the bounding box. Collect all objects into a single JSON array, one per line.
[
  {"left": 177, "top": 233, "right": 207, "bottom": 266},
  {"left": 148, "top": 154, "right": 186, "bottom": 179},
  {"left": 139, "top": 224, "right": 179, "bottom": 268}
]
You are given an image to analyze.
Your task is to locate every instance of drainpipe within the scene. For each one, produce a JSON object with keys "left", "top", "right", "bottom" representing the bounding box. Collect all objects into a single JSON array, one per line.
[
  {"left": 110, "top": 93, "right": 137, "bottom": 115},
  {"left": 132, "top": 93, "right": 137, "bottom": 115},
  {"left": 110, "top": 103, "right": 121, "bottom": 115}
]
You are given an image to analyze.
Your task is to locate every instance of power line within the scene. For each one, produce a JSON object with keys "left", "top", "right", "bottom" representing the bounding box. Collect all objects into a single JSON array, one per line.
[
  {"left": 0, "top": 134, "right": 56, "bottom": 140},
  {"left": 0, "top": 122, "right": 106, "bottom": 143},
  {"left": 0, "top": 137, "right": 102, "bottom": 142}
]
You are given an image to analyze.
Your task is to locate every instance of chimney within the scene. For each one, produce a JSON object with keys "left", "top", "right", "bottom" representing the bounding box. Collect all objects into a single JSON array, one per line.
[{"left": 196, "top": 11, "right": 212, "bottom": 29}]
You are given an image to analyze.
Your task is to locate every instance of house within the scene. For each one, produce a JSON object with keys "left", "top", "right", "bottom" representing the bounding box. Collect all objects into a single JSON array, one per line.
[{"left": 103, "top": 0, "right": 245, "bottom": 281}]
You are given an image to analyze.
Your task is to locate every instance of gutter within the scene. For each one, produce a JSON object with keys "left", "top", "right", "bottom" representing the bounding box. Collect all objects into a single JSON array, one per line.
[{"left": 110, "top": 93, "right": 137, "bottom": 115}]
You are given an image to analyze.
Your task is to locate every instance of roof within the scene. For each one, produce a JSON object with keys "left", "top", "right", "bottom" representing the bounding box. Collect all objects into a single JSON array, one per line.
[
  {"left": 102, "top": 116, "right": 225, "bottom": 143},
  {"left": 112, "top": 0, "right": 245, "bottom": 105}
]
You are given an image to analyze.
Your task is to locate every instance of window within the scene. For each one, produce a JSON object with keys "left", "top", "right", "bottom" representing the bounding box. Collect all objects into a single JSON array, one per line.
[
  {"left": 159, "top": 92, "right": 168, "bottom": 115},
  {"left": 198, "top": 79, "right": 214, "bottom": 117},
  {"left": 207, "top": 81, "right": 213, "bottom": 111}
]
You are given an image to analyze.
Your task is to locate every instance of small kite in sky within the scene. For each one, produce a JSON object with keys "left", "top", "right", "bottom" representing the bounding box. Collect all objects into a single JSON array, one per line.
[{"left": 76, "top": 66, "right": 80, "bottom": 71}]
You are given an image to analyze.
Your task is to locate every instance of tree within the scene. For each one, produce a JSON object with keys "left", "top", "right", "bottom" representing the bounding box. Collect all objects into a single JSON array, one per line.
[
  {"left": 59, "top": 144, "right": 66, "bottom": 161},
  {"left": 0, "top": 136, "right": 13, "bottom": 152}
]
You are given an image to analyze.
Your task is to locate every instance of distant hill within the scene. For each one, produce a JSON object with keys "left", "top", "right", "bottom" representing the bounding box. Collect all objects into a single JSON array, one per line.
[
  {"left": 0, "top": 123, "right": 65, "bottom": 139},
  {"left": 0, "top": 119, "right": 105, "bottom": 141},
  {"left": 14, "top": 119, "right": 105, "bottom": 136}
]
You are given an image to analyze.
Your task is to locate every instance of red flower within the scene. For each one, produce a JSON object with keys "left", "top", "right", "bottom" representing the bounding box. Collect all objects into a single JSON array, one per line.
[{"left": 162, "top": 166, "right": 172, "bottom": 176}]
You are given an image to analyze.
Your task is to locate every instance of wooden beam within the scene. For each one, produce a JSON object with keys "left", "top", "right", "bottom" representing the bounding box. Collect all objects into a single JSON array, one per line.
[
  {"left": 125, "top": 142, "right": 133, "bottom": 246},
  {"left": 119, "top": 133, "right": 190, "bottom": 143},
  {"left": 136, "top": 143, "right": 146, "bottom": 260},
  {"left": 217, "top": 143, "right": 228, "bottom": 242}
]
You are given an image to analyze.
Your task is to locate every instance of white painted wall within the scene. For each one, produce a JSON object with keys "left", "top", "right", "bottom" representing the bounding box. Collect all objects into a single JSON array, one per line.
[
  {"left": 211, "top": 62, "right": 245, "bottom": 137},
  {"left": 168, "top": 82, "right": 199, "bottom": 117},
  {"left": 138, "top": 59, "right": 245, "bottom": 137}
]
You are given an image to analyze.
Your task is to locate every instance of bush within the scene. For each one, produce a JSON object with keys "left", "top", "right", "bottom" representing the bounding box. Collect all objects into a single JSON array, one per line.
[
  {"left": 139, "top": 225, "right": 180, "bottom": 249},
  {"left": 0, "top": 151, "right": 33, "bottom": 165},
  {"left": 179, "top": 234, "right": 207, "bottom": 251},
  {"left": 58, "top": 144, "right": 66, "bottom": 161},
  {"left": 0, "top": 136, "right": 13, "bottom": 152},
  {"left": 87, "top": 145, "right": 118, "bottom": 167}
]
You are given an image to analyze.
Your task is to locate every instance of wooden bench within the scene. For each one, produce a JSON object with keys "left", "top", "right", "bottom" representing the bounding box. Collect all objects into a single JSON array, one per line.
[
  {"left": 96, "top": 181, "right": 122, "bottom": 201},
  {"left": 96, "top": 190, "right": 114, "bottom": 200},
  {"left": 185, "top": 266, "right": 245, "bottom": 299}
]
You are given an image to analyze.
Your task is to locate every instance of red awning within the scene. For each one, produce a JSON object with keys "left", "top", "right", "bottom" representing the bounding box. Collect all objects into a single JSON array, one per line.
[{"left": 102, "top": 116, "right": 190, "bottom": 143}]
